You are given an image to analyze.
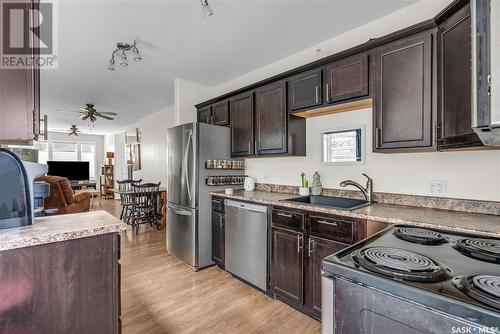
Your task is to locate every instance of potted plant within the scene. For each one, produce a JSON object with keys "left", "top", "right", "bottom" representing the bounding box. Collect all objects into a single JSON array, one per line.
[{"left": 299, "top": 172, "right": 309, "bottom": 196}]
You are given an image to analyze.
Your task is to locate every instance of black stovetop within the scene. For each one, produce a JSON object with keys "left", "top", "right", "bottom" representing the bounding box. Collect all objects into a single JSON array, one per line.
[{"left": 323, "top": 225, "right": 500, "bottom": 324}]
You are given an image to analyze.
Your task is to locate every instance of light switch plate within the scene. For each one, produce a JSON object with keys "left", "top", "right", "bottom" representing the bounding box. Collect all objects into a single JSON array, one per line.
[{"left": 427, "top": 180, "right": 447, "bottom": 197}]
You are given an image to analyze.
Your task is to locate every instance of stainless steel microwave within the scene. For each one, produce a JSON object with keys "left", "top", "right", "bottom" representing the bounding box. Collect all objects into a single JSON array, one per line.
[{"left": 471, "top": 0, "right": 500, "bottom": 145}]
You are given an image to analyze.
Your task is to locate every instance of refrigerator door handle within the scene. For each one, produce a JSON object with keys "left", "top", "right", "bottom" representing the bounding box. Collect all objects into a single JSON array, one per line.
[
  {"left": 169, "top": 207, "right": 193, "bottom": 216},
  {"left": 182, "top": 129, "right": 193, "bottom": 202}
]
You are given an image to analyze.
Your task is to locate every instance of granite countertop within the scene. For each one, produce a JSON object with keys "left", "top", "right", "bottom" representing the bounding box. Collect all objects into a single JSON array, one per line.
[
  {"left": 211, "top": 190, "right": 500, "bottom": 238},
  {"left": 0, "top": 210, "right": 127, "bottom": 252}
]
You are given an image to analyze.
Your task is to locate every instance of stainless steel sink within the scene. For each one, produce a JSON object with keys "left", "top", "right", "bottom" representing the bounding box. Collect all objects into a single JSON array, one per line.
[{"left": 281, "top": 195, "right": 371, "bottom": 211}]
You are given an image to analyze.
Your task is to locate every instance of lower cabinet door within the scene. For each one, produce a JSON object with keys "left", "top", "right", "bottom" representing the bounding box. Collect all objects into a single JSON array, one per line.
[
  {"left": 212, "top": 211, "right": 225, "bottom": 268},
  {"left": 305, "top": 236, "right": 347, "bottom": 318},
  {"left": 271, "top": 226, "right": 304, "bottom": 306}
]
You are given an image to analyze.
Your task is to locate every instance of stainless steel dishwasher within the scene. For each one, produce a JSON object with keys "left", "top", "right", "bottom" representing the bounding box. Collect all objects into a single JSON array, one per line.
[{"left": 224, "top": 199, "right": 268, "bottom": 291}]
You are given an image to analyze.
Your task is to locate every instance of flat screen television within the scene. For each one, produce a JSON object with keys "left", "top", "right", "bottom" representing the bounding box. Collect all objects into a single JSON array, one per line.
[{"left": 47, "top": 161, "right": 90, "bottom": 181}]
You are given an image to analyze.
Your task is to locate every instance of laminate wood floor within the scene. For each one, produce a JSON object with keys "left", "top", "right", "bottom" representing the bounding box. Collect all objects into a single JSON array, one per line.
[{"left": 98, "top": 200, "right": 321, "bottom": 334}]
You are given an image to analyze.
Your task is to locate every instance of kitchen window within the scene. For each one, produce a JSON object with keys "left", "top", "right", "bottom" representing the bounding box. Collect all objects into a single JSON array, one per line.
[
  {"left": 321, "top": 126, "right": 364, "bottom": 164},
  {"left": 45, "top": 141, "right": 97, "bottom": 179}
]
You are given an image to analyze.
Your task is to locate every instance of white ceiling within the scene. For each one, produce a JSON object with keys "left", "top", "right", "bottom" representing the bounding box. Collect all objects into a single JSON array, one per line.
[{"left": 42, "top": 0, "right": 417, "bottom": 134}]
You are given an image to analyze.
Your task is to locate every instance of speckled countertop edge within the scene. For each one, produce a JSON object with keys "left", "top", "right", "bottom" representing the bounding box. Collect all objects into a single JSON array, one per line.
[
  {"left": 0, "top": 210, "right": 127, "bottom": 252},
  {"left": 211, "top": 191, "right": 500, "bottom": 238}
]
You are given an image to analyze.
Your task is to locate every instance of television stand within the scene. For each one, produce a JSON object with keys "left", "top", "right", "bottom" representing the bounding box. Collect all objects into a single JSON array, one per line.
[{"left": 70, "top": 180, "right": 97, "bottom": 190}]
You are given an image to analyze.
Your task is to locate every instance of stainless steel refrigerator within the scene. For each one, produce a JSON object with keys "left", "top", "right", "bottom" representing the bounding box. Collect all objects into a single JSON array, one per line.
[{"left": 167, "top": 122, "right": 241, "bottom": 271}]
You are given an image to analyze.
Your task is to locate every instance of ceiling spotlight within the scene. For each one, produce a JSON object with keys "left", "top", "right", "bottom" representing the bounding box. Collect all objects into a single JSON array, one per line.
[
  {"left": 107, "top": 40, "right": 141, "bottom": 71},
  {"left": 132, "top": 47, "right": 142, "bottom": 62},
  {"left": 120, "top": 50, "right": 128, "bottom": 67},
  {"left": 201, "top": 0, "right": 213, "bottom": 17}
]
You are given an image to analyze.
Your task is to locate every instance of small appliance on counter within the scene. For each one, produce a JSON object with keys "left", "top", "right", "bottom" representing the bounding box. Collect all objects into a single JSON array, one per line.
[
  {"left": 243, "top": 176, "right": 255, "bottom": 191},
  {"left": 0, "top": 148, "right": 48, "bottom": 229},
  {"left": 321, "top": 225, "right": 500, "bottom": 333}
]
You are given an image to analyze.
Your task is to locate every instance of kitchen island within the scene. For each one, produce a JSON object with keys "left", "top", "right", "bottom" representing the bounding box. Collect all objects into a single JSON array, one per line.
[{"left": 0, "top": 211, "right": 126, "bottom": 334}]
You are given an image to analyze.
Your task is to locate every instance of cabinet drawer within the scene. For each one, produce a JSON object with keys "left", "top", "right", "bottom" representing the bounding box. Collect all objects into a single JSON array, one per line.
[
  {"left": 309, "top": 216, "right": 354, "bottom": 243},
  {"left": 272, "top": 209, "right": 304, "bottom": 231}
]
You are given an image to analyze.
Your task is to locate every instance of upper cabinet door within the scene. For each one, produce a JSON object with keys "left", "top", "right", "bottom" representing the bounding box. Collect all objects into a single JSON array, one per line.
[
  {"left": 212, "top": 100, "right": 230, "bottom": 126},
  {"left": 255, "top": 82, "right": 287, "bottom": 155},
  {"left": 197, "top": 106, "right": 212, "bottom": 124},
  {"left": 325, "top": 54, "right": 369, "bottom": 103},
  {"left": 373, "top": 31, "right": 434, "bottom": 151},
  {"left": 288, "top": 69, "right": 322, "bottom": 112},
  {"left": 230, "top": 92, "right": 254, "bottom": 156},
  {"left": 437, "top": 4, "right": 482, "bottom": 149}
]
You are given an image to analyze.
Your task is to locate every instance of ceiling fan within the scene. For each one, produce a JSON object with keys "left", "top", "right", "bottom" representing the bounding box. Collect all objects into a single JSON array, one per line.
[{"left": 57, "top": 103, "right": 117, "bottom": 122}]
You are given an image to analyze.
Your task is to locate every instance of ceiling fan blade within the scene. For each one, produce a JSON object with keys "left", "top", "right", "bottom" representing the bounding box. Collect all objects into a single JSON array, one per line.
[
  {"left": 77, "top": 107, "right": 92, "bottom": 112},
  {"left": 81, "top": 114, "right": 90, "bottom": 120},
  {"left": 97, "top": 112, "right": 118, "bottom": 115},
  {"left": 57, "top": 110, "right": 83, "bottom": 114},
  {"left": 96, "top": 113, "right": 114, "bottom": 120}
]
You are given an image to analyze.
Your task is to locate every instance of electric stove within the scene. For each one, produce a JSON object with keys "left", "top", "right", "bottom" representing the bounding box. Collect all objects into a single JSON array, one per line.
[{"left": 321, "top": 225, "right": 500, "bottom": 334}]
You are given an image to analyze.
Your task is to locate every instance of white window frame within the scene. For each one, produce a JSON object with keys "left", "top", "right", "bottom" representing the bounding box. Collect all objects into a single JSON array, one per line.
[
  {"left": 44, "top": 140, "right": 97, "bottom": 180},
  {"left": 320, "top": 124, "right": 366, "bottom": 166}
]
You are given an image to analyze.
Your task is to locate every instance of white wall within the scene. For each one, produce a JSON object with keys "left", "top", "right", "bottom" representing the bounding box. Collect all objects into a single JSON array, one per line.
[
  {"left": 183, "top": 0, "right": 499, "bottom": 202},
  {"left": 246, "top": 110, "right": 500, "bottom": 202},
  {"left": 47, "top": 131, "right": 105, "bottom": 183},
  {"left": 115, "top": 106, "right": 175, "bottom": 186}
]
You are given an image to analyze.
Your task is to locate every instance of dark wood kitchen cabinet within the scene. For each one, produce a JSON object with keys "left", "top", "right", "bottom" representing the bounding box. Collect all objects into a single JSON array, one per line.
[
  {"left": 212, "top": 197, "right": 225, "bottom": 268},
  {"left": 0, "top": 0, "right": 44, "bottom": 145},
  {"left": 212, "top": 100, "right": 230, "bottom": 126},
  {"left": 372, "top": 30, "right": 435, "bottom": 152},
  {"left": 437, "top": 3, "right": 482, "bottom": 149},
  {"left": 0, "top": 233, "right": 121, "bottom": 333},
  {"left": 287, "top": 69, "right": 323, "bottom": 112},
  {"left": 325, "top": 53, "right": 369, "bottom": 104},
  {"left": 197, "top": 105, "right": 212, "bottom": 124},
  {"left": 230, "top": 92, "right": 254, "bottom": 156},
  {"left": 255, "top": 81, "right": 287, "bottom": 155},
  {"left": 305, "top": 236, "right": 346, "bottom": 316},
  {"left": 271, "top": 226, "right": 304, "bottom": 306}
]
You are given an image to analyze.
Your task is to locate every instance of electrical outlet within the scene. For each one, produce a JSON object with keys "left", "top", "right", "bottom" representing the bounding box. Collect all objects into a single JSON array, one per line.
[{"left": 427, "top": 180, "right": 447, "bottom": 196}]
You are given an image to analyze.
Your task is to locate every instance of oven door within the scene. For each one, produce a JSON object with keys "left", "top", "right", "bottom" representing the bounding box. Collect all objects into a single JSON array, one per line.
[
  {"left": 333, "top": 278, "right": 486, "bottom": 334},
  {"left": 321, "top": 275, "right": 334, "bottom": 334}
]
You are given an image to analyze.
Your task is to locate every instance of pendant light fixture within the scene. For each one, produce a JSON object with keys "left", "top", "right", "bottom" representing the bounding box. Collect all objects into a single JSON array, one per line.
[
  {"left": 201, "top": 0, "right": 213, "bottom": 17},
  {"left": 107, "top": 40, "right": 142, "bottom": 71}
]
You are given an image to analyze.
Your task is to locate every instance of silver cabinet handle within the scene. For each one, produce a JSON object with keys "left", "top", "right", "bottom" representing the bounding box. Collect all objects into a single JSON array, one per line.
[
  {"left": 276, "top": 212, "right": 293, "bottom": 218},
  {"left": 315, "top": 86, "right": 319, "bottom": 103},
  {"left": 297, "top": 234, "right": 302, "bottom": 253},
  {"left": 212, "top": 199, "right": 222, "bottom": 204},
  {"left": 308, "top": 238, "right": 315, "bottom": 257},
  {"left": 317, "top": 219, "right": 338, "bottom": 226},
  {"left": 219, "top": 215, "right": 223, "bottom": 229},
  {"left": 248, "top": 141, "right": 251, "bottom": 154},
  {"left": 40, "top": 114, "right": 48, "bottom": 140},
  {"left": 326, "top": 83, "right": 330, "bottom": 102}
]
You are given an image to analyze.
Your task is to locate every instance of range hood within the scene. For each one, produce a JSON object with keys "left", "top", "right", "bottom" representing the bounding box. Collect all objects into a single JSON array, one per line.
[{"left": 471, "top": 0, "right": 500, "bottom": 145}]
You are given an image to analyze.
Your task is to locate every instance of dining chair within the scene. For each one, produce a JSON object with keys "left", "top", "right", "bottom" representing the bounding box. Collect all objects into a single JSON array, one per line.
[
  {"left": 117, "top": 179, "right": 142, "bottom": 224},
  {"left": 130, "top": 182, "right": 161, "bottom": 234}
]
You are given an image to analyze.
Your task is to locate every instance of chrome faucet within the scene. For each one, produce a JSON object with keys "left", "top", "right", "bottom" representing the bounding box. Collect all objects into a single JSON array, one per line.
[{"left": 340, "top": 173, "right": 373, "bottom": 203}]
